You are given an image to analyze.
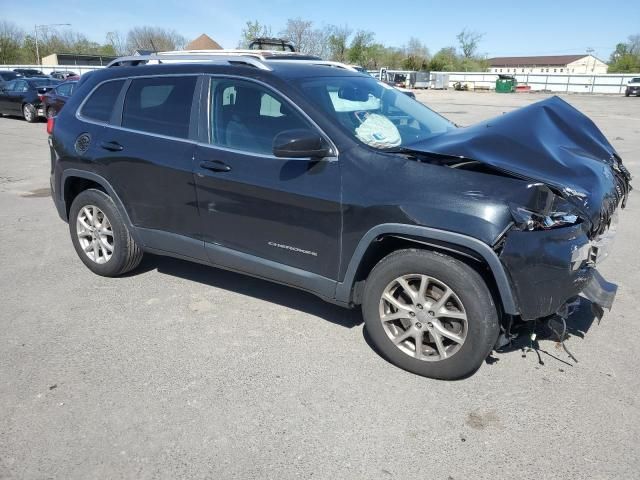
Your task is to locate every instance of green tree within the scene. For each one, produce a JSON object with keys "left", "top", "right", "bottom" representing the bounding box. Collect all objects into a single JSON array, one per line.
[
  {"left": 608, "top": 36, "right": 640, "bottom": 73},
  {"left": 429, "top": 47, "right": 458, "bottom": 71},
  {"left": 347, "top": 30, "right": 374, "bottom": 66},
  {"left": 326, "top": 25, "right": 351, "bottom": 62},
  {"left": 238, "top": 20, "right": 272, "bottom": 48}
]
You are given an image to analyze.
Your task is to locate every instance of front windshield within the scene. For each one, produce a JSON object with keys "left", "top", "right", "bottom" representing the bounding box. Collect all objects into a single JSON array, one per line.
[{"left": 297, "top": 75, "right": 454, "bottom": 149}]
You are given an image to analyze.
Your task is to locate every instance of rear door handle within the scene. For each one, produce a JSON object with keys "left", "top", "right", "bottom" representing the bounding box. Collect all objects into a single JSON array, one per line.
[
  {"left": 199, "top": 160, "right": 231, "bottom": 172},
  {"left": 100, "top": 141, "right": 124, "bottom": 152}
]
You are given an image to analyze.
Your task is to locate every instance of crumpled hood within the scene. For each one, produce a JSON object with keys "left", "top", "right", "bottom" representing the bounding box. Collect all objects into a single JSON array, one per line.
[{"left": 410, "top": 96, "right": 632, "bottom": 232}]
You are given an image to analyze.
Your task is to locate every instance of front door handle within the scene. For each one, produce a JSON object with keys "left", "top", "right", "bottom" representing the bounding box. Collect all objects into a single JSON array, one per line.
[
  {"left": 199, "top": 160, "right": 231, "bottom": 172},
  {"left": 100, "top": 141, "right": 124, "bottom": 152}
]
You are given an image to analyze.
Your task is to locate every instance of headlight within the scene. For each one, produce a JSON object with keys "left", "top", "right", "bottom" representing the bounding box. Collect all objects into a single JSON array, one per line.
[
  {"left": 509, "top": 184, "right": 583, "bottom": 231},
  {"left": 510, "top": 206, "right": 580, "bottom": 231}
]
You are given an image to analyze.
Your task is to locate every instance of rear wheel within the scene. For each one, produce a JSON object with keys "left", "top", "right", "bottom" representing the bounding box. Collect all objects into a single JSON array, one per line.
[
  {"left": 362, "top": 249, "right": 500, "bottom": 380},
  {"left": 22, "top": 103, "right": 37, "bottom": 123},
  {"left": 69, "top": 189, "right": 143, "bottom": 277}
]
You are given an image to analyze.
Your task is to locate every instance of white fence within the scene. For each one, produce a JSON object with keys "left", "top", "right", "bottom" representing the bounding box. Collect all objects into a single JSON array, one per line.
[
  {"left": 437, "top": 71, "right": 640, "bottom": 94},
  {"left": 3, "top": 64, "right": 639, "bottom": 95},
  {"left": 2, "top": 64, "right": 105, "bottom": 76}
]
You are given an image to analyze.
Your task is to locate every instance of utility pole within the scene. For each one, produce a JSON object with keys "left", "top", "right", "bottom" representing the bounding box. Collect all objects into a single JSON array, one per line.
[{"left": 34, "top": 23, "right": 71, "bottom": 65}]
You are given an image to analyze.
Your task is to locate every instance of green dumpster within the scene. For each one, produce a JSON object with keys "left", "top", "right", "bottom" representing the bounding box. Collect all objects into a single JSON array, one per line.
[{"left": 496, "top": 74, "right": 517, "bottom": 93}]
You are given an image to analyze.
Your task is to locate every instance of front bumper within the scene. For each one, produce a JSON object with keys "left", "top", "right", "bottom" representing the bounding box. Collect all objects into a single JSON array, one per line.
[{"left": 499, "top": 223, "right": 617, "bottom": 320}]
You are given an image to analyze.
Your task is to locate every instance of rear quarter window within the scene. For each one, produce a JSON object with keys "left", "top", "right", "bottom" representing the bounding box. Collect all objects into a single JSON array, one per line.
[{"left": 80, "top": 80, "right": 125, "bottom": 123}]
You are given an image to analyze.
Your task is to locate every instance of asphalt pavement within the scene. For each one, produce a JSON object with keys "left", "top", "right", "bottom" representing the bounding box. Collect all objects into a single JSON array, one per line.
[{"left": 1, "top": 91, "right": 639, "bottom": 479}]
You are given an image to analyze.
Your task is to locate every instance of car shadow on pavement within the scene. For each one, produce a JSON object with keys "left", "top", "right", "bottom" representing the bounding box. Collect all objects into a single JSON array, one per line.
[
  {"left": 494, "top": 297, "right": 600, "bottom": 367},
  {"left": 134, "top": 254, "right": 364, "bottom": 329}
]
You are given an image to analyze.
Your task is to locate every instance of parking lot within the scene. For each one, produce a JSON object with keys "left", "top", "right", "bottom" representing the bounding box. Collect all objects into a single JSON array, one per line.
[{"left": 1, "top": 91, "right": 639, "bottom": 479}]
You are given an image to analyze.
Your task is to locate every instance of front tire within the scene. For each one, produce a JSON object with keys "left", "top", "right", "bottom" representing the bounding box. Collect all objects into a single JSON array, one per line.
[
  {"left": 362, "top": 249, "right": 500, "bottom": 380},
  {"left": 69, "top": 189, "right": 143, "bottom": 277},
  {"left": 22, "top": 103, "right": 37, "bottom": 123}
]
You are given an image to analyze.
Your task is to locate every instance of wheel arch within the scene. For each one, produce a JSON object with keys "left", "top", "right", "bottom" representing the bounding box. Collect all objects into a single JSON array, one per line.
[
  {"left": 61, "top": 169, "right": 142, "bottom": 245},
  {"left": 335, "top": 224, "right": 518, "bottom": 315}
]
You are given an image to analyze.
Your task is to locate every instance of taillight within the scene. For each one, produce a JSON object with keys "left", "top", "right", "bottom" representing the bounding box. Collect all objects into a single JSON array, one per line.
[{"left": 47, "top": 116, "right": 54, "bottom": 135}]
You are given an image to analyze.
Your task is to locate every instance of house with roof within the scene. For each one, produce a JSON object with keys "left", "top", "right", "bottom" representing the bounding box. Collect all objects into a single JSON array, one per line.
[
  {"left": 488, "top": 54, "right": 608, "bottom": 75},
  {"left": 184, "top": 34, "right": 223, "bottom": 51}
]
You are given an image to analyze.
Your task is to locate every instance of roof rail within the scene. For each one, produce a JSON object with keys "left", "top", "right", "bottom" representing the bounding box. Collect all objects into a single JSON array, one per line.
[
  {"left": 266, "top": 59, "right": 359, "bottom": 71},
  {"left": 106, "top": 53, "right": 271, "bottom": 70}
]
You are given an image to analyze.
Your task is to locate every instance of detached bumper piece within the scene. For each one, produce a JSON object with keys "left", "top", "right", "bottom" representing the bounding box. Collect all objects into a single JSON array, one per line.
[{"left": 581, "top": 269, "right": 617, "bottom": 311}]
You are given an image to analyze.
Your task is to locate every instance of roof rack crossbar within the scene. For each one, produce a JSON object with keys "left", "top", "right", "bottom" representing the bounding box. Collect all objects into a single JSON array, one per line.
[{"left": 106, "top": 54, "right": 272, "bottom": 70}]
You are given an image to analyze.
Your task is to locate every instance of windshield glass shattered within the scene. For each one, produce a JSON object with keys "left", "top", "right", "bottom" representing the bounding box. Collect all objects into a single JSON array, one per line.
[{"left": 297, "top": 75, "right": 455, "bottom": 149}]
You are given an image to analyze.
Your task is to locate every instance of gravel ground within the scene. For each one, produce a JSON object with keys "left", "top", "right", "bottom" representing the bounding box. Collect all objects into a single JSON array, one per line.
[{"left": 1, "top": 91, "right": 639, "bottom": 479}]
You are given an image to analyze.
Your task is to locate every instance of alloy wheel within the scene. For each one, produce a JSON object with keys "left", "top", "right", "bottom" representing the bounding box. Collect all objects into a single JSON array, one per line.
[
  {"left": 76, "top": 205, "right": 114, "bottom": 264},
  {"left": 23, "top": 104, "right": 34, "bottom": 122},
  {"left": 378, "top": 274, "right": 468, "bottom": 361}
]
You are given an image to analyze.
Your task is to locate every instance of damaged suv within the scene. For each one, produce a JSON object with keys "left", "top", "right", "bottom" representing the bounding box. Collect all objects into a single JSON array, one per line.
[{"left": 49, "top": 54, "right": 632, "bottom": 379}]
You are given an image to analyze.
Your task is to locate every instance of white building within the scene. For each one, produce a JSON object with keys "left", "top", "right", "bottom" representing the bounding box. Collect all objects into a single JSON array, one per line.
[{"left": 488, "top": 54, "right": 608, "bottom": 75}]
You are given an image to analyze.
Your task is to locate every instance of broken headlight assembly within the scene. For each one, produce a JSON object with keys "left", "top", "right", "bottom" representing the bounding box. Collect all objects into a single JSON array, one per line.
[{"left": 509, "top": 184, "right": 584, "bottom": 231}]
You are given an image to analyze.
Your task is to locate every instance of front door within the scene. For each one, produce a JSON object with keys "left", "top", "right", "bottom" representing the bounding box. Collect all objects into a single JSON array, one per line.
[{"left": 193, "top": 77, "right": 342, "bottom": 281}]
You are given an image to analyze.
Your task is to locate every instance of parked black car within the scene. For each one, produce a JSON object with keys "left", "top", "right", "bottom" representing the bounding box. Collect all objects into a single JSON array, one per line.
[
  {"left": 0, "top": 70, "right": 22, "bottom": 86},
  {"left": 13, "top": 68, "right": 48, "bottom": 78},
  {"left": 48, "top": 56, "right": 631, "bottom": 379},
  {"left": 0, "top": 77, "right": 60, "bottom": 122},
  {"left": 50, "top": 70, "right": 78, "bottom": 80},
  {"left": 42, "top": 80, "right": 77, "bottom": 118}
]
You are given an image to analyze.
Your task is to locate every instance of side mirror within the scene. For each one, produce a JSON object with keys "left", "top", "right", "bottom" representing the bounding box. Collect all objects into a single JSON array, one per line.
[{"left": 273, "top": 129, "right": 332, "bottom": 159}]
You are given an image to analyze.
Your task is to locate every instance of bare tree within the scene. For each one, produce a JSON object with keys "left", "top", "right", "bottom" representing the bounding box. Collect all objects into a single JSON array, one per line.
[
  {"left": 326, "top": 24, "right": 352, "bottom": 62},
  {"left": 0, "top": 20, "right": 25, "bottom": 64},
  {"left": 280, "top": 18, "right": 327, "bottom": 57},
  {"left": 238, "top": 20, "right": 272, "bottom": 48},
  {"left": 106, "top": 31, "right": 127, "bottom": 55},
  {"left": 456, "top": 28, "right": 483, "bottom": 59},
  {"left": 126, "top": 26, "right": 187, "bottom": 53}
]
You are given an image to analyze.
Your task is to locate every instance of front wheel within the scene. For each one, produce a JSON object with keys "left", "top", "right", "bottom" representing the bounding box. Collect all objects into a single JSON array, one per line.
[
  {"left": 362, "top": 249, "right": 500, "bottom": 380},
  {"left": 23, "top": 103, "right": 37, "bottom": 123},
  {"left": 69, "top": 189, "right": 143, "bottom": 277}
]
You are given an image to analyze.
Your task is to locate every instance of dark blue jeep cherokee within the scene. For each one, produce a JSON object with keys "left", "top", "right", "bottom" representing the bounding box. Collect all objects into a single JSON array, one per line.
[{"left": 49, "top": 54, "right": 631, "bottom": 379}]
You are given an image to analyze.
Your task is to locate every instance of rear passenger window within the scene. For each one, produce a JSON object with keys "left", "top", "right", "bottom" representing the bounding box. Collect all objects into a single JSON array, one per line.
[
  {"left": 81, "top": 80, "right": 125, "bottom": 123},
  {"left": 122, "top": 76, "right": 196, "bottom": 139}
]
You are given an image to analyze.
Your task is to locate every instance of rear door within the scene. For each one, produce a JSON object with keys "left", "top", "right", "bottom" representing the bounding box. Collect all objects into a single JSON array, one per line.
[
  {"left": 8, "top": 79, "right": 28, "bottom": 114},
  {"left": 193, "top": 76, "right": 342, "bottom": 281},
  {"left": 92, "top": 75, "right": 204, "bottom": 260},
  {"left": 52, "top": 82, "right": 73, "bottom": 112}
]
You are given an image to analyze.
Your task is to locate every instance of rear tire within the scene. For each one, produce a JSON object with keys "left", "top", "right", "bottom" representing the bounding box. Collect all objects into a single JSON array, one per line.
[
  {"left": 22, "top": 103, "right": 37, "bottom": 123},
  {"left": 362, "top": 249, "right": 499, "bottom": 380},
  {"left": 69, "top": 189, "right": 143, "bottom": 277}
]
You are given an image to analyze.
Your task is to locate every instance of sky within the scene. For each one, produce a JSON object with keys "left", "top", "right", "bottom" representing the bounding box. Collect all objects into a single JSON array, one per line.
[{"left": 1, "top": 0, "right": 637, "bottom": 60}]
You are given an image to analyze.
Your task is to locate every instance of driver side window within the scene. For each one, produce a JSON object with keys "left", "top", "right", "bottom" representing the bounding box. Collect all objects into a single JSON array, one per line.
[{"left": 209, "top": 78, "right": 312, "bottom": 156}]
